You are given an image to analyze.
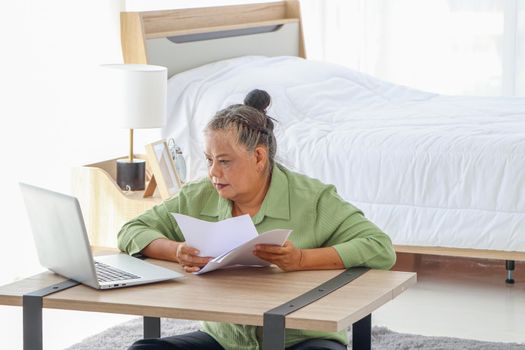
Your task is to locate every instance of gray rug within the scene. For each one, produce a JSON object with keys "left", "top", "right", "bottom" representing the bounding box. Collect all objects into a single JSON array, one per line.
[{"left": 65, "top": 318, "right": 525, "bottom": 350}]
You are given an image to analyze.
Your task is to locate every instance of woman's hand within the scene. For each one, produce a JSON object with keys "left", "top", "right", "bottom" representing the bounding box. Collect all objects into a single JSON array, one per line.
[
  {"left": 175, "top": 242, "right": 213, "bottom": 273},
  {"left": 252, "top": 240, "right": 303, "bottom": 271}
]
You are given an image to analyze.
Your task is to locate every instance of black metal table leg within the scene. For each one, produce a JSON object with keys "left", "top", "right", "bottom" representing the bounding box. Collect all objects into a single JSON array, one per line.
[
  {"left": 22, "top": 279, "right": 80, "bottom": 350},
  {"left": 352, "top": 314, "right": 371, "bottom": 350},
  {"left": 23, "top": 294, "right": 43, "bottom": 350},
  {"left": 262, "top": 267, "right": 370, "bottom": 350},
  {"left": 262, "top": 312, "right": 286, "bottom": 350},
  {"left": 144, "top": 316, "right": 161, "bottom": 338}
]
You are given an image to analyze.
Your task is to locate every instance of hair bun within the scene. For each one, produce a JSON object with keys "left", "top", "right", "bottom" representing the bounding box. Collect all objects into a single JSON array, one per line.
[{"left": 244, "top": 89, "right": 271, "bottom": 113}]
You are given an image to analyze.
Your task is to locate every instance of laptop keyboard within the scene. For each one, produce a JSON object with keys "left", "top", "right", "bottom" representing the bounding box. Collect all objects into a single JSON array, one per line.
[{"left": 95, "top": 261, "right": 141, "bottom": 283}]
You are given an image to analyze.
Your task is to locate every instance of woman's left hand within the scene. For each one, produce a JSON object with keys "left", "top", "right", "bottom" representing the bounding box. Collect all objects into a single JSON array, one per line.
[{"left": 253, "top": 240, "right": 303, "bottom": 271}]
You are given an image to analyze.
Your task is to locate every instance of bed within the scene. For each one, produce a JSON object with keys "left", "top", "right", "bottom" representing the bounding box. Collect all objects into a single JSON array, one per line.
[{"left": 120, "top": 1, "right": 525, "bottom": 278}]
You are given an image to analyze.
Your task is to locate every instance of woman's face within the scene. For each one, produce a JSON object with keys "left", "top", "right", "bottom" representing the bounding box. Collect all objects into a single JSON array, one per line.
[{"left": 204, "top": 129, "right": 266, "bottom": 202}]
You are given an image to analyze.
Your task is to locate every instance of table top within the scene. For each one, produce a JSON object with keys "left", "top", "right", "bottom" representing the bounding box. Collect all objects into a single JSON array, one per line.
[{"left": 0, "top": 250, "right": 416, "bottom": 332}]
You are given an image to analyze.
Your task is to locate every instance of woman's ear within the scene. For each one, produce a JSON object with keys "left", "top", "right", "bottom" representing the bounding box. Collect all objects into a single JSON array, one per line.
[{"left": 253, "top": 146, "right": 268, "bottom": 172}]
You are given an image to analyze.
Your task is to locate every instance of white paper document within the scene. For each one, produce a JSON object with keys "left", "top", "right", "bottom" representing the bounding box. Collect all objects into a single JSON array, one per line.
[{"left": 172, "top": 213, "right": 292, "bottom": 274}]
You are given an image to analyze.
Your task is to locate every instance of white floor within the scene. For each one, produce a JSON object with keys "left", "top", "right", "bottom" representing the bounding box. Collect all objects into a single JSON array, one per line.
[
  {"left": 373, "top": 254, "right": 525, "bottom": 345},
  {"left": 2, "top": 254, "right": 524, "bottom": 349},
  {"left": 0, "top": 307, "right": 136, "bottom": 350}
]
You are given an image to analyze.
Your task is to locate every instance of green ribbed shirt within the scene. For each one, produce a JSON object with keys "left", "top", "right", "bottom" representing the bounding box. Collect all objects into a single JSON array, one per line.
[{"left": 118, "top": 163, "right": 396, "bottom": 349}]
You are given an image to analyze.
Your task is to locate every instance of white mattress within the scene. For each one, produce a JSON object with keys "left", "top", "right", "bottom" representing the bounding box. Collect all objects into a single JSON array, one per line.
[{"left": 164, "top": 56, "right": 525, "bottom": 252}]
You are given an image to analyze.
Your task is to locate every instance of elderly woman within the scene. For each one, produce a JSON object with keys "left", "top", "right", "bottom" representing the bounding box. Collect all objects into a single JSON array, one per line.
[{"left": 118, "top": 89, "right": 396, "bottom": 350}]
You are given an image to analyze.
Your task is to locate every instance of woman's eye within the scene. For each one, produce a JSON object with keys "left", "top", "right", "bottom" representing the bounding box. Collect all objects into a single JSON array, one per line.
[{"left": 205, "top": 158, "right": 229, "bottom": 167}]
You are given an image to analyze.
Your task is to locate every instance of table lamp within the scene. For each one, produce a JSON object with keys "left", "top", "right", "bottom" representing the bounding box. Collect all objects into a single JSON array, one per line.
[{"left": 101, "top": 64, "right": 167, "bottom": 191}]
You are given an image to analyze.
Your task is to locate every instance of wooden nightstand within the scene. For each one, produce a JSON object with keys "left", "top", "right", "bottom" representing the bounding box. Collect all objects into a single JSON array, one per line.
[{"left": 72, "top": 155, "right": 163, "bottom": 248}]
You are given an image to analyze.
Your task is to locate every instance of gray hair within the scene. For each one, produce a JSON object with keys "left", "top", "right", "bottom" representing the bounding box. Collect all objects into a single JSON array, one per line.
[{"left": 205, "top": 89, "right": 277, "bottom": 169}]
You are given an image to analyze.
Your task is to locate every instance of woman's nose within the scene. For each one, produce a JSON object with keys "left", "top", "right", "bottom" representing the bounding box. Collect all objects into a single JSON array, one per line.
[{"left": 209, "top": 161, "right": 220, "bottom": 178}]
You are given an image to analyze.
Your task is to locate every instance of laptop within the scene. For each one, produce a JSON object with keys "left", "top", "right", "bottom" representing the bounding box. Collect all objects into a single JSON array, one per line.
[{"left": 19, "top": 183, "right": 184, "bottom": 289}]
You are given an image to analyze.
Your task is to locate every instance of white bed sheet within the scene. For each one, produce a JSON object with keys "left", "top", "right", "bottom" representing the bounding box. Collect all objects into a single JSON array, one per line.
[{"left": 164, "top": 56, "right": 525, "bottom": 252}]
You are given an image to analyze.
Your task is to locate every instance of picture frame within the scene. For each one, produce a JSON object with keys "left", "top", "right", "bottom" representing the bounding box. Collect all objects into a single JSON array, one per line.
[{"left": 145, "top": 139, "right": 183, "bottom": 199}]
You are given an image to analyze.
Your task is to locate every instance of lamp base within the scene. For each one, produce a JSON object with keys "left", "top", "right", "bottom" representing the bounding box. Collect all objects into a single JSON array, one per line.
[{"left": 116, "top": 159, "right": 145, "bottom": 191}]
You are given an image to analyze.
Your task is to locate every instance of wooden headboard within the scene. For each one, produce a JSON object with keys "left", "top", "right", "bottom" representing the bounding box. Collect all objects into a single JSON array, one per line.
[{"left": 120, "top": 1, "right": 305, "bottom": 77}]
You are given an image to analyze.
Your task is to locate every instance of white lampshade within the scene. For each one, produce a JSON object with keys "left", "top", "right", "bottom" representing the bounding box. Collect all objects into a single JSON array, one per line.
[{"left": 101, "top": 64, "right": 167, "bottom": 129}]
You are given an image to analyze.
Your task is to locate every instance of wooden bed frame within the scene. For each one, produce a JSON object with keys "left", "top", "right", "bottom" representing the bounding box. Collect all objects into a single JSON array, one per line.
[
  {"left": 121, "top": 1, "right": 305, "bottom": 77},
  {"left": 118, "top": 1, "right": 524, "bottom": 279}
]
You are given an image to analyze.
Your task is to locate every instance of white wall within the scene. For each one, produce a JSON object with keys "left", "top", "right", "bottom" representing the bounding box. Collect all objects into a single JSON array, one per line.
[
  {"left": 0, "top": 0, "right": 280, "bottom": 285},
  {"left": 0, "top": 0, "right": 281, "bottom": 280},
  {"left": 1, "top": 1, "right": 268, "bottom": 349},
  {"left": 301, "top": 0, "right": 525, "bottom": 97},
  {"left": 0, "top": 0, "right": 129, "bottom": 284}
]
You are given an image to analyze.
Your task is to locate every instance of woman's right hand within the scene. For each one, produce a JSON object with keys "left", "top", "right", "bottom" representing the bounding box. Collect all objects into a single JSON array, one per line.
[{"left": 175, "top": 242, "right": 213, "bottom": 273}]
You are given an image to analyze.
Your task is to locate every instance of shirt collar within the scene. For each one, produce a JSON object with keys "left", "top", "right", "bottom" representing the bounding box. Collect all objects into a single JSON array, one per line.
[
  {"left": 199, "top": 163, "right": 290, "bottom": 223},
  {"left": 252, "top": 163, "right": 290, "bottom": 224},
  {"left": 200, "top": 190, "right": 231, "bottom": 220}
]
